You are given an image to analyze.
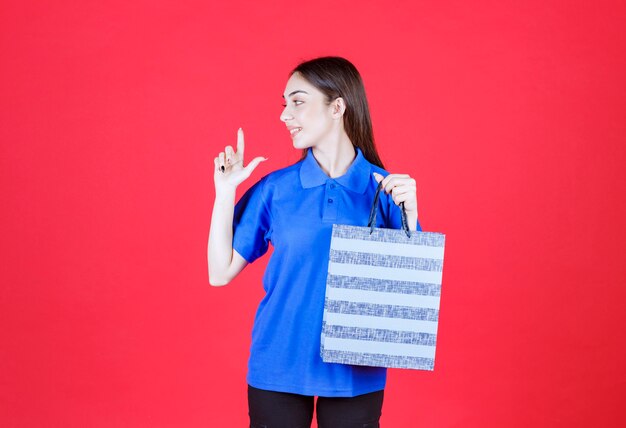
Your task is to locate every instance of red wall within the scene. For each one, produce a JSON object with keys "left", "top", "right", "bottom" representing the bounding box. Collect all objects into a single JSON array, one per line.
[{"left": 2, "top": 1, "right": 625, "bottom": 426}]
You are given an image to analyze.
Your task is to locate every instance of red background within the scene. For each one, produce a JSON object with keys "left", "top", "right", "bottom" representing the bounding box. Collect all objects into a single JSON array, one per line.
[{"left": 2, "top": 1, "right": 625, "bottom": 426}]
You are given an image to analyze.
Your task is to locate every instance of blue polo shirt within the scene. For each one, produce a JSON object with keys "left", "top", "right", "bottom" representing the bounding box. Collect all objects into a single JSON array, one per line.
[{"left": 232, "top": 146, "right": 422, "bottom": 397}]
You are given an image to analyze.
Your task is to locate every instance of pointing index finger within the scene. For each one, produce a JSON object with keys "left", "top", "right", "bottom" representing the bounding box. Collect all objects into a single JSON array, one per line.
[{"left": 237, "top": 127, "right": 245, "bottom": 160}]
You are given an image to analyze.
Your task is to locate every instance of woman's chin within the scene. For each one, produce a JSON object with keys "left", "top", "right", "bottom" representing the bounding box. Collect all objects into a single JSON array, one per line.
[{"left": 291, "top": 136, "right": 313, "bottom": 151}]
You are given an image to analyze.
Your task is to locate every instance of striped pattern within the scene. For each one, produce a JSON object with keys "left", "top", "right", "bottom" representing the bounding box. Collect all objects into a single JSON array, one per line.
[{"left": 321, "top": 224, "right": 445, "bottom": 371}]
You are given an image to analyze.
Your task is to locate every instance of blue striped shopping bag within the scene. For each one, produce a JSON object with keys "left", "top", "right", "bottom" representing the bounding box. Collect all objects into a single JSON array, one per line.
[{"left": 320, "top": 181, "right": 446, "bottom": 370}]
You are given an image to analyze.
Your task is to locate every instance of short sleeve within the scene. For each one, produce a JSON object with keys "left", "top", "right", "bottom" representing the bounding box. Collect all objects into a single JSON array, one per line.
[
  {"left": 232, "top": 177, "right": 272, "bottom": 263},
  {"left": 386, "top": 193, "right": 422, "bottom": 232}
]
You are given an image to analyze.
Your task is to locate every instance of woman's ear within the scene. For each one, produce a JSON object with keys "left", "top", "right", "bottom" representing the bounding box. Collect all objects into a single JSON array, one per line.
[{"left": 332, "top": 97, "right": 346, "bottom": 118}]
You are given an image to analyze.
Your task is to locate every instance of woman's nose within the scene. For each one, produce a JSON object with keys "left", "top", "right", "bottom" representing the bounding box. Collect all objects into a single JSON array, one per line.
[{"left": 280, "top": 107, "right": 292, "bottom": 123}]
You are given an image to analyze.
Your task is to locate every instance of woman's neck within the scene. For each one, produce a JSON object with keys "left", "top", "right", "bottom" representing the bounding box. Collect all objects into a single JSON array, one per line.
[{"left": 311, "top": 135, "right": 356, "bottom": 178}]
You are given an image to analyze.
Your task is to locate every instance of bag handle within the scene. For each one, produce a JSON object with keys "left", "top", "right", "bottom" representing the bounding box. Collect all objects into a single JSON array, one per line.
[{"left": 367, "top": 180, "right": 412, "bottom": 238}]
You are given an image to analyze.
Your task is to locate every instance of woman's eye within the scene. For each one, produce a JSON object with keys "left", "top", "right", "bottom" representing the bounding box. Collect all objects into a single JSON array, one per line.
[{"left": 281, "top": 101, "right": 303, "bottom": 107}]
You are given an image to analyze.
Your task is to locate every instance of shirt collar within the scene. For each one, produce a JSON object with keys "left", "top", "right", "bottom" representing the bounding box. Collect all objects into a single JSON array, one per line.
[{"left": 300, "top": 146, "right": 371, "bottom": 194}]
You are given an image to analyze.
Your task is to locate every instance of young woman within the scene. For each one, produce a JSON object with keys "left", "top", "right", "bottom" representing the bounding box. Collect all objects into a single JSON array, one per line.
[{"left": 208, "top": 56, "right": 421, "bottom": 428}]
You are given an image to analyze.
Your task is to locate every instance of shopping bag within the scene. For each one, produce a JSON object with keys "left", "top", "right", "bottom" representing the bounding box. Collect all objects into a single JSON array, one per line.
[{"left": 320, "top": 180, "right": 445, "bottom": 370}]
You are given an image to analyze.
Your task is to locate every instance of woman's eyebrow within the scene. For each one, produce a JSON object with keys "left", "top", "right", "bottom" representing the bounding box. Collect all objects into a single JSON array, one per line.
[{"left": 282, "top": 90, "right": 309, "bottom": 98}]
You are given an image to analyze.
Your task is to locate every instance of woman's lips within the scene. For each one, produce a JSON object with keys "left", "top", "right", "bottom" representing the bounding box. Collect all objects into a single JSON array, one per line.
[{"left": 290, "top": 127, "right": 302, "bottom": 137}]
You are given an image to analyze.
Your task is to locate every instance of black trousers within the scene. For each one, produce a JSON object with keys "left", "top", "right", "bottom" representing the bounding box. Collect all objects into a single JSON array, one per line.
[{"left": 248, "top": 384, "right": 384, "bottom": 428}]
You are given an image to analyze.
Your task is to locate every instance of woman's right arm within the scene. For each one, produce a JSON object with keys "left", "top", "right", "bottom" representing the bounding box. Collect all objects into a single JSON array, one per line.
[
  {"left": 208, "top": 189, "right": 248, "bottom": 286},
  {"left": 207, "top": 128, "right": 268, "bottom": 286}
]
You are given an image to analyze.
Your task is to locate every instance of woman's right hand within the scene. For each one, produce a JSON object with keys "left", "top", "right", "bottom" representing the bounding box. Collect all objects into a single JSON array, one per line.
[{"left": 213, "top": 128, "right": 268, "bottom": 193}]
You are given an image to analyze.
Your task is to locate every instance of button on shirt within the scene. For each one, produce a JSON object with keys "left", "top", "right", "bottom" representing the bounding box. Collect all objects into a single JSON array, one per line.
[{"left": 232, "top": 146, "right": 422, "bottom": 397}]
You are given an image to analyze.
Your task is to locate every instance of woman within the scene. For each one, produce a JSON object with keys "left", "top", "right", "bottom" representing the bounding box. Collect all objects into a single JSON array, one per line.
[{"left": 208, "top": 56, "right": 420, "bottom": 428}]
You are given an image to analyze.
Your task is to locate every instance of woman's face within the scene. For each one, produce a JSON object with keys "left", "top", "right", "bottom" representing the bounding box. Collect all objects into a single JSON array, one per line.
[{"left": 280, "top": 72, "right": 338, "bottom": 150}]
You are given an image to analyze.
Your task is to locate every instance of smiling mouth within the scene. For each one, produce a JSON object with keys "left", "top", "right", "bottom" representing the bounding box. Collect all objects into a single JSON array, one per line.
[{"left": 290, "top": 127, "right": 302, "bottom": 137}]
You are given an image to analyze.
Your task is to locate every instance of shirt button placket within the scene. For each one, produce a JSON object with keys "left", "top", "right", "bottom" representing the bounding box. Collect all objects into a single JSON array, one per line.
[{"left": 322, "top": 180, "right": 339, "bottom": 222}]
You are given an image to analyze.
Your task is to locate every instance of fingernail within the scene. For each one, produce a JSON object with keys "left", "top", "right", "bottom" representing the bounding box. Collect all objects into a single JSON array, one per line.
[{"left": 220, "top": 166, "right": 225, "bottom": 172}]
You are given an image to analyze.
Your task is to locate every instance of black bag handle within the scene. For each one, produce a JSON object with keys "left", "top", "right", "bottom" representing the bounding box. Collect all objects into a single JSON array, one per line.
[{"left": 367, "top": 180, "right": 412, "bottom": 238}]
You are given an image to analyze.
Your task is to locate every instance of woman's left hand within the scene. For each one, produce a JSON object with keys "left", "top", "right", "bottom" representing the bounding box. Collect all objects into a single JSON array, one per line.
[{"left": 373, "top": 172, "right": 418, "bottom": 229}]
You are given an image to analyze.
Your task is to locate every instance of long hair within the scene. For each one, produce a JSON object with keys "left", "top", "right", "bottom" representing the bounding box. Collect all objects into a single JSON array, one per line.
[{"left": 289, "top": 56, "right": 386, "bottom": 169}]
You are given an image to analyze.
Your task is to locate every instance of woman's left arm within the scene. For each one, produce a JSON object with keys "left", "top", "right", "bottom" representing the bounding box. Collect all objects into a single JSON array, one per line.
[{"left": 373, "top": 172, "right": 419, "bottom": 231}]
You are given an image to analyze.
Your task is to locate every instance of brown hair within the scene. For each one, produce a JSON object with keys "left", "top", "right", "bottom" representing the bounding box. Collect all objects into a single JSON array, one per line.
[{"left": 289, "top": 56, "right": 386, "bottom": 169}]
